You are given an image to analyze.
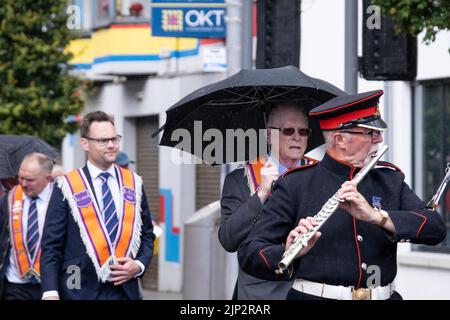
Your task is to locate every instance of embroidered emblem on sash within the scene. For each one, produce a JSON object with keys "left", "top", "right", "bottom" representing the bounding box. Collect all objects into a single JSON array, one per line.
[
  {"left": 74, "top": 190, "right": 92, "bottom": 208},
  {"left": 123, "top": 187, "right": 136, "bottom": 204}
]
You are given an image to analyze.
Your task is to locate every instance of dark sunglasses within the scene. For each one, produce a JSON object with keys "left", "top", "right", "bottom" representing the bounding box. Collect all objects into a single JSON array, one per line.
[{"left": 269, "top": 127, "right": 312, "bottom": 137}]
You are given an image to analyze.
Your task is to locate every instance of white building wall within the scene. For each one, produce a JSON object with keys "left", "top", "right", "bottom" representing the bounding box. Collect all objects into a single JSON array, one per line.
[
  {"left": 395, "top": 30, "right": 450, "bottom": 298},
  {"left": 417, "top": 31, "right": 450, "bottom": 81},
  {"left": 300, "top": 0, "right": 345, "bottom": 90}
]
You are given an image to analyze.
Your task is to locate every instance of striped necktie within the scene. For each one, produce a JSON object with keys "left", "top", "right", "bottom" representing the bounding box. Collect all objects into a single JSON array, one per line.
[
  {"left": 26, "top": 197, "right": 39, "bottom": 259},
  {"left": 99, "top": 172, "right": 119, "bottom": 244}
]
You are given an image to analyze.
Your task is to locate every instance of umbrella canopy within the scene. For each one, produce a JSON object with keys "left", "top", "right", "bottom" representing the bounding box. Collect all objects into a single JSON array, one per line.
[
  {"left": 0, "top": 135, "right": 58, "bottom": 179},
  {"left": 155, "top": 65, "right": 346, "bottom": 165}
]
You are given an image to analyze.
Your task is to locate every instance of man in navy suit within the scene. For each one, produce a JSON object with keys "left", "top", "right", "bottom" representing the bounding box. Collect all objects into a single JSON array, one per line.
[
  {"left": 0, "top": 153, "right": 53, "bottom": 300},
  {"left": 41, "top": 111, "right": 155, "bottom": 300}
]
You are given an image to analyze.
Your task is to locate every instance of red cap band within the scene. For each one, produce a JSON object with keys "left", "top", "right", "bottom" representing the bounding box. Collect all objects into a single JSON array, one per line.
[{"left": 319, "top": 106, "right": 378, "bottom": 130}]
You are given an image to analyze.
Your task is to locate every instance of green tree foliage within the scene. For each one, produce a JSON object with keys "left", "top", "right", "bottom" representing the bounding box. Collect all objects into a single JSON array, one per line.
[
  {"left": 372, "top": 0, "right": 450, "bottom": 44},
  {"left": 0, "top": 1, "right": 85, "bottom": 147}
]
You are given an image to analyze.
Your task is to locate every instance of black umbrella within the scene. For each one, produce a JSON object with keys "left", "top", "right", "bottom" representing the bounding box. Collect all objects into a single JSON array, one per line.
[
  {"left": 0, "top": 135, "right": 58, "bottom": 179},
  {"left": 154, "top": 65, "right": 346, "bottom": 165}
]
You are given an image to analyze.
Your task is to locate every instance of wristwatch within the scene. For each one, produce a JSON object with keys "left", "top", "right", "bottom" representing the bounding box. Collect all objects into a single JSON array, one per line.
[{"left": 374, "top": 208, "right": 389, "bottom": 227}]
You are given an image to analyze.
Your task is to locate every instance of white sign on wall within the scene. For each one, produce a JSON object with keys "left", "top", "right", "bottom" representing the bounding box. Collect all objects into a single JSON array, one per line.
[{"left": 202, "top": 47, "right": 226, "bottom": 72}]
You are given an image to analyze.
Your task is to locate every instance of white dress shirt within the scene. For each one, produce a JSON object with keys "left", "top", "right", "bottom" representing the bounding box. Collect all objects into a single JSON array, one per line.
[
  {"left": 6, "top": 183, "right": 53, "bottom": 284},
  {"left": 86, "top": 161, "right": 122, "bottom": 219}
]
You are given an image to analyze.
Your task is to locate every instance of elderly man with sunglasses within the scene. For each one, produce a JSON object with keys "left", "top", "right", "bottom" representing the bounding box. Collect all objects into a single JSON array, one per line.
[
  {"left": 238, "top": 90, "right": 446, "bottom": 300},
  {"left": 40, "top": 111, "right": 155, "bottom": 300},
  {"left": 219, "top": 101, "right": 317, "bottom": 300}
]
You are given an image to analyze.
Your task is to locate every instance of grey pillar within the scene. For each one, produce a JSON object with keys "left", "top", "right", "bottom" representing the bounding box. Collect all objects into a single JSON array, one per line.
[
  {"left": 241, "top": 0, "right": 253, "bottom": 70},
  {"left": 345, "top": 0, "right": 358, "bottom": 94}
]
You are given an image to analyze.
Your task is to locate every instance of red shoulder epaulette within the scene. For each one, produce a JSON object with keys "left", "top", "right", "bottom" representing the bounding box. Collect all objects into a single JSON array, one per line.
[
  {"left": 375, "top": 161, "right": 403, "bottom": 173},
  {"left": 282, "top": 159, "right": 319, "bottom": 178}
]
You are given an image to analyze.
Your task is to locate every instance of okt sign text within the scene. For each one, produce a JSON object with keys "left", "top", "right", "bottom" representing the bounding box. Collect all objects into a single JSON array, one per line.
[{"left": 151, "top": 0, "right": 226, "bottom": 38}]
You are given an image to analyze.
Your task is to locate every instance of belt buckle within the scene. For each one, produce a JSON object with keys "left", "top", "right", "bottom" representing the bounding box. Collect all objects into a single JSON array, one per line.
[{"left": 352, "top": 287, "right": 372, "bottom": 300}]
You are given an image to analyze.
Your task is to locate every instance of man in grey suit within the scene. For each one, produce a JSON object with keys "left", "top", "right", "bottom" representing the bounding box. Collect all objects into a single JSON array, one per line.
[{"left": 219, "top": 102, "right": 317, "bottom": 299}]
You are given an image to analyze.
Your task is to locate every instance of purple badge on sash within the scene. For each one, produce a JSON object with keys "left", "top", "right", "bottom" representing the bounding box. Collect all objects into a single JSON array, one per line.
[
  {"left": 123, "top": 187, "right": 136, "bottom": 204},
  {"left": 74, "top": 190, "right": 92, "bottom": 208}
]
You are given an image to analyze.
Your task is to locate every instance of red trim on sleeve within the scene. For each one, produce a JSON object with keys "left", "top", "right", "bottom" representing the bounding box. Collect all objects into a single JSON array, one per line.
[
  {"left": 258, "top": 248, "right": 272, "bottom": 270},
  {"left": 410, "top": 211, "right": 428, "bottom": 237}
]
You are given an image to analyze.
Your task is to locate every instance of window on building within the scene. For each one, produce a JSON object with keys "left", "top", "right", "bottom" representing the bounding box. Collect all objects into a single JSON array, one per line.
[
  {"left": 414, "top": 79, "right": 450, "bottom": 252},
  {"left": 93, "top": 0, "right": 113, "bottom": 28},
  {"left": 116, "top": 0, "right": 150, "bottom": 21},
  {"left": 91, "top": 0, "right": 150, "bottom": 27}
]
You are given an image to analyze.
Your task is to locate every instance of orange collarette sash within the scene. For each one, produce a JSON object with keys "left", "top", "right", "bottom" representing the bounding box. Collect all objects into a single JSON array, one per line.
[
  {"left": 245, "top": 156, "right": 317, "bottom": 195},
  {"left": 8, "top": 185, "right": 41, "bottom": 279},
  {"left": 57, "top": 165, "right": 143, "bottom": 282},
  {"left": 245, "top": 157, "right": 264, "bottom": 195}
]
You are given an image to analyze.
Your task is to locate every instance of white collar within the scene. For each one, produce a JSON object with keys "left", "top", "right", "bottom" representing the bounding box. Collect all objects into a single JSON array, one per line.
[
  {"left": 24, "top": 182, "right": 53, "bottom": 202},
  {"left": 87, "top": 160, "right": 117, "bottom": 180}
]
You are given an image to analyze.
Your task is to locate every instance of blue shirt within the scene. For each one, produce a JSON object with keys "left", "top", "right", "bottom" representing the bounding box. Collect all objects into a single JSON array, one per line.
[{"left": 269, "top": 156, "right": 302, "bottom": 175}]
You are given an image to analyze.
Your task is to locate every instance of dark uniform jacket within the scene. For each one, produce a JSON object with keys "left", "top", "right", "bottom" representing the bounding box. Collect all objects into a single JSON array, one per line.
[
  {"left": 238, "top": 152, "right": 446, "bottom": 289},
  {"left": 220, "top": 168, "right": 294, "bottom": 300}
]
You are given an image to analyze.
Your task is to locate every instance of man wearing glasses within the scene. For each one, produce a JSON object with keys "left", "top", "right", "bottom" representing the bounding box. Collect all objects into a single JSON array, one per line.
[
  {"left": 219, "top": 102, "right": 317, "bottom": 300},
  {"left": 41, "top": 111, "right": 155, "bottom": 300},
  {"left": 238, "top": 90, "right": 446, "bottom": 300}
]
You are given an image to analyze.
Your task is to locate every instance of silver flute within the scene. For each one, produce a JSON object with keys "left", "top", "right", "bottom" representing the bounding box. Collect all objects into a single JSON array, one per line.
[
  {"left": 276, "top": 144, "right": 389, "bottom": 274},
  {"left": 427, "top": 162, "right": 450, "bottom": 211}
]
